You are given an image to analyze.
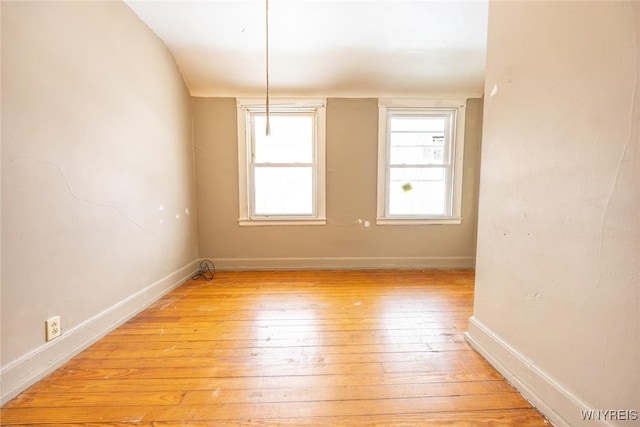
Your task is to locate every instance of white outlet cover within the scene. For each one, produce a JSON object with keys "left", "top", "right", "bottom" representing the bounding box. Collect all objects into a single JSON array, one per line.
[{"left": 46, "top": 315, "right": 61, "bottom": 341}]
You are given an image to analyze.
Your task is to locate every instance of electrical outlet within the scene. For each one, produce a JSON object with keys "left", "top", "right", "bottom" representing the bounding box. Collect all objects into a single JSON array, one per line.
[{"left": 46, "top": 316, "right": 61, "bottom": 341}]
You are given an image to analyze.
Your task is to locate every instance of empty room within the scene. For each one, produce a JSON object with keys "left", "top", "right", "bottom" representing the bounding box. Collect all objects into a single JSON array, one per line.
[{"left": 1, "top": 1, "right": 638, "bottom": 426}]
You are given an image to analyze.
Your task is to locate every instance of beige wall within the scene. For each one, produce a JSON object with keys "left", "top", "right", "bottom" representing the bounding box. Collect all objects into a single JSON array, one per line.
[
  {"left": 469, "top": 2, "right": 639, "bottom": 426},
  {"left": 1, "top": 1, "right": 198, "bottom": 402},
  {"left": 194, "top": 97, "right": 482, "bottom": 269}
]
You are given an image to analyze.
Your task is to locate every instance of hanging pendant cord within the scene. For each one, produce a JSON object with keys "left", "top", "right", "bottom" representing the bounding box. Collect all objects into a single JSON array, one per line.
[{"left": 265, "top": 0, "right": 271, "bottom": 136}]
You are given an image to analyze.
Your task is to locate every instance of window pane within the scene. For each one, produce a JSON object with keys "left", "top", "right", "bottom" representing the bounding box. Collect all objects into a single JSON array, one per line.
[
  {"left": 390, "top": 116, "right": 445, "bottom": 132},
  {"left": 254, "top": 166, "right": 313, "bottom": 215},
  {"left": 388, "top": 167, "right": 448, "bottom": 216},
  {"left": 254, "top": 114, "right": 313, "bottom": 163},
  {"left": 389, "top": 132, "right": 445, "bottom": 165}
]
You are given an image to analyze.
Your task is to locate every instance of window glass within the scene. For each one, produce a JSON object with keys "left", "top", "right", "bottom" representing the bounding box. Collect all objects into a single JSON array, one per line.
[
  {"left": 253, "top": 166, "right": 313, "bottom": 215},
  {"left": 388, "top": 167, "right": 447, "bottom": 216},
  {"left": 376, "top": 101, "right": 465, "bottom": 224},
  {"left": 389, "top": 131, "right": 446, "bottom": 165},
  {"left": 253, "top": 114, "right": 313, "bottom": 164},
  {"left": 237, "top": 98, "right": 326, "bottom": 225}
]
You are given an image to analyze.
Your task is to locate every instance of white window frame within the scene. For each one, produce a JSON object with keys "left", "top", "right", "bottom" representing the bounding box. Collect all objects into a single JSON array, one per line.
[
  {"left": 376, "top": 99, "right": 466, "bottom": 225},
  {"left": 237, "top": 98, "right": 326, "bottom": 226}
]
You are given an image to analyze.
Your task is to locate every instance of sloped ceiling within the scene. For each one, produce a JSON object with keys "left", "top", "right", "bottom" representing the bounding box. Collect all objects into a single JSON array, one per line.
[{"left": 124, "top": 0, "right": 488, "bottom": 98}]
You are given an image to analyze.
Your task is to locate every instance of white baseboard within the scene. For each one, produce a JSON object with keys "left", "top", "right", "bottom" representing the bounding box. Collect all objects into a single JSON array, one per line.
[
  {"left": 212, "top": 256, "right": 475, "bottom": 271},
  {"left": 465, "top": 316, "right": 613, "bottom": 427},
  {"left": 0, "top": 259, "right": 201, "bottom": 405}
]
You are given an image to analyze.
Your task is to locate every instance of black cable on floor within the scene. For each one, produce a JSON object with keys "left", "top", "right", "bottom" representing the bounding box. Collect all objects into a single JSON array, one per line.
[{"left": 192, "top": 259, "right": 215, "bottom": 281}]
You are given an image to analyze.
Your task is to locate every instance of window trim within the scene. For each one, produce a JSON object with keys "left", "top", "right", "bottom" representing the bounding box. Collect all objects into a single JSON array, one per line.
[
  {"left": 376, "top": 99, "right": 466, "bottom": 225},
  {"left": 237, "top": 98, "right": 326, "bottom": 226}
]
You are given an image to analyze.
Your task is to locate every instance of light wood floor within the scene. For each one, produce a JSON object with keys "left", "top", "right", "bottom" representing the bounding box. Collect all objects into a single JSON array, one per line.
[{"left": 1, "top": 270, "right": 549, "bottom": 426}]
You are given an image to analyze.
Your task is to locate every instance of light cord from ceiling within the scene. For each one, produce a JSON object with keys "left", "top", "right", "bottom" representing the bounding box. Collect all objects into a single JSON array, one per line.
[{"left": 265, "top": 0, "right": 271, "bottom": 136}]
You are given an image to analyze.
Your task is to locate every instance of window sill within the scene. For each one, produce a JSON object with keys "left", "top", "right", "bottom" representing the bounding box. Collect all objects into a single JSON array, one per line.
[
  {"left": 238, "top": 218, "right": 327, "bottom": 227},
  {"left": 376, "top": 217, "right": 462, "bottom": 226}
]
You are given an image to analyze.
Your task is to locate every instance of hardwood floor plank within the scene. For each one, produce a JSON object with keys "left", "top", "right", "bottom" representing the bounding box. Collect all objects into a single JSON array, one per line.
[
  {"left": 73, "top": 341, "right": 474, "bottom": 360},
  {"left": 3, "top": 391, "right": 185, "bottom": 408},
  {"left": 95, "top": 334, "right": 467, "bottom": 347},
  {"left": 0, "top": 409, "right": 550, "bottom": 427},
  {"left": 179, "top": 381, "right": 516, "bottom": 405},
  {"left": 0, "top": 393, "right": 534, "bottom": 424},
  {"left": 115, "top": 319, "right": 471, "bottom": 333},
  {"left": 0, "top": 270, "right": 549, "bottom": 426},
  {"left": 24, "top": 376, "right": 511, "bottom": 397},
  {"left": 60, "top": 350, "right": 490, "bottom": 370},
  {"left": 6, "top": 381, "right": 514, "bottom": 408},
  {"left": 146, "top": 409, "right": 551, "bottom": 427}
]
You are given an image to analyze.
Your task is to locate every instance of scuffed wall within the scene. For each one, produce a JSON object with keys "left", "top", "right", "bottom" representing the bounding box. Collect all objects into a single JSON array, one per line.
[
  {"left": 470, "top": 2, "right": 639, "bottom": 425},
  {"left": 1, "top": 0, "right": 198, "bottom": 400}
]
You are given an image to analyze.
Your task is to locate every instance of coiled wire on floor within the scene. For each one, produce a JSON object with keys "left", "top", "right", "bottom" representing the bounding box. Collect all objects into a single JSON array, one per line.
[{"left": 192, "top": 259, "right": 215, "bottom": 281}]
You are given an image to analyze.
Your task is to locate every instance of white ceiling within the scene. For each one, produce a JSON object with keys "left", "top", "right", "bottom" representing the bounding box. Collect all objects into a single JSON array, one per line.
[{"left": 124, "top": 0, "right": 488, "bottom": 98}]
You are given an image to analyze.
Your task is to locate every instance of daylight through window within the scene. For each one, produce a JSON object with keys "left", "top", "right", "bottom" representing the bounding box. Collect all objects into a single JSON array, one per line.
[
  {"left": 237, "top": 99, "right": 326, "bottom": 225},
  {"left": 377, "top": 100, "right": 466, "bottom": 225}
]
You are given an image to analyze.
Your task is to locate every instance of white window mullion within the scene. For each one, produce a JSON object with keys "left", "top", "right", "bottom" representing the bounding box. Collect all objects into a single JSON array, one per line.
[
  {"left": 377, "top": 99, "right": 466, "bottom": 225},
  {"left": 237, "top": 98, "right": 326, "bottom": 226}
]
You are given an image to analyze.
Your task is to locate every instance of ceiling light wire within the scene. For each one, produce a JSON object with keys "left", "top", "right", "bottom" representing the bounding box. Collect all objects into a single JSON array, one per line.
[{"left": 265, "top": 0, "right": 271, "bottom": 136}]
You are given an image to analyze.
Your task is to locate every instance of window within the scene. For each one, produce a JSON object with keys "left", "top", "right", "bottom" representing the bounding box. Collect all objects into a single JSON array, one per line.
[
  {"left": 377, "top": 99, "right": 466, "bottom": 225},
  {"left": 237, "top": 98, "right": 326, "bottom": 225}
]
